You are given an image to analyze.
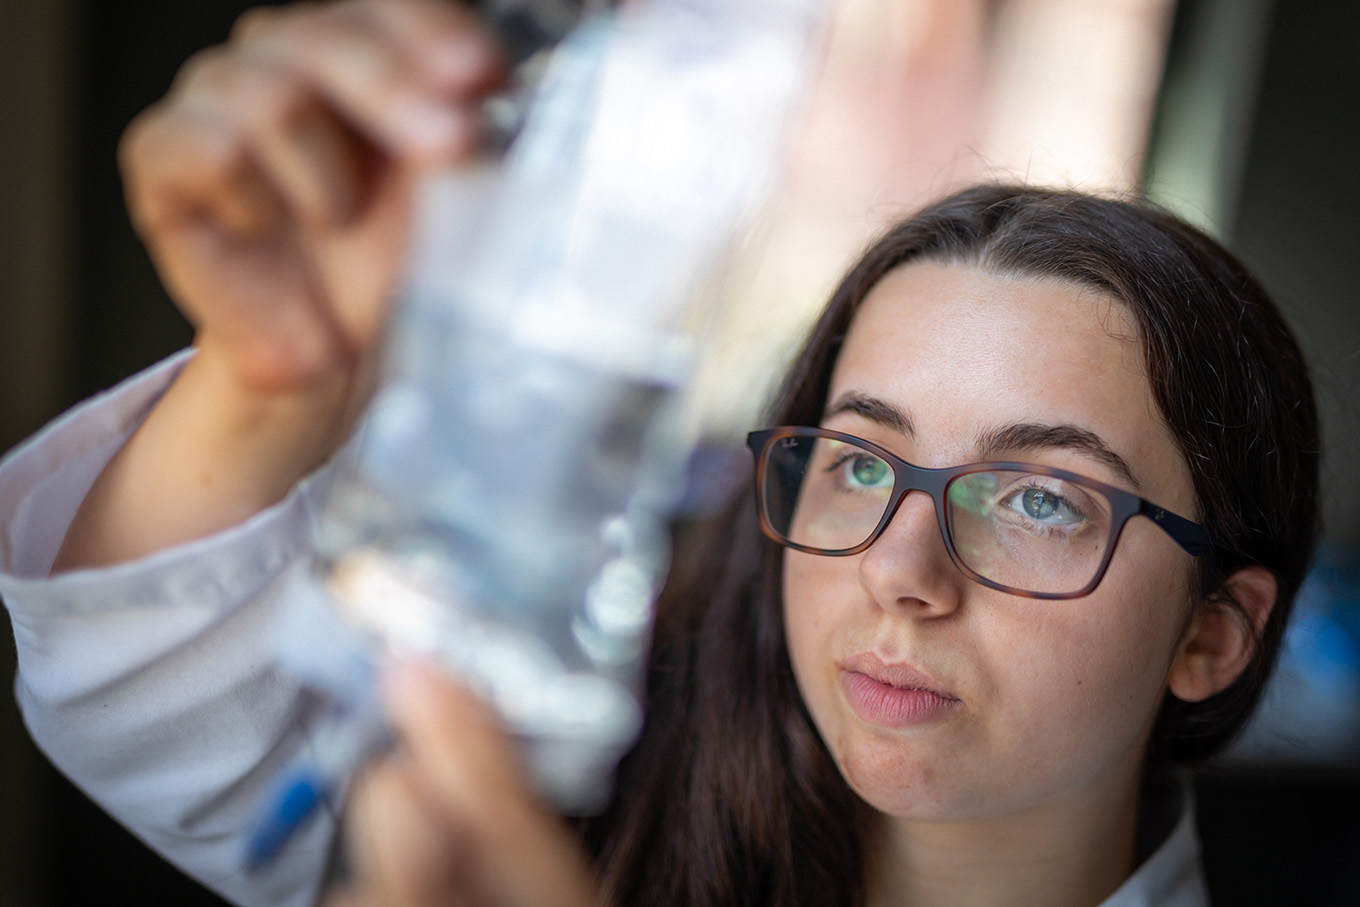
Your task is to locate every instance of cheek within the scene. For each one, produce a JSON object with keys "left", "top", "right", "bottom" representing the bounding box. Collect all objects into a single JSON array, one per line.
[
  {"left": 988, "top": 551, "right": 1194, "bottom": 761},
  {"left": 783, "top": 550, "right": 844, "bottom": 641},
  {"left": 782, "top": 553, "right": 850, "bottom": 725}
]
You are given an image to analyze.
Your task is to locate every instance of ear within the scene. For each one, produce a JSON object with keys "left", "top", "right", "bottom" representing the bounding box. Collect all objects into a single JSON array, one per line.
[{"left": 1167, "top": 567, "right": 1278, "bottom": 702}]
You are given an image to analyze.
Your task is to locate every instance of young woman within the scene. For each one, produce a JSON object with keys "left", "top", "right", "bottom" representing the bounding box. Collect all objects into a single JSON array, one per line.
[
  {"left": 603, "top": 184, "right": 1319, "bottom": 906},
  {"left": 0, "top": 2, "right": 1317, "bottom": 906},
  {"left": 322, "top": 185, "right": 1318, "bottom": 907}
]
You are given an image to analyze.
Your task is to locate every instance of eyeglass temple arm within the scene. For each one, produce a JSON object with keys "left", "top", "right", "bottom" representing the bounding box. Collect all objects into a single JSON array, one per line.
[{"left": 1138, "top": 501, "right": 1214, "bottom": 556}]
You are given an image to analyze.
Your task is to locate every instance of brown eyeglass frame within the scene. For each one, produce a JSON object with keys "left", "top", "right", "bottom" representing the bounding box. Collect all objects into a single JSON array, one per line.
[{"left": 746, "top": 426, "right": 1214, "bottom": 600}]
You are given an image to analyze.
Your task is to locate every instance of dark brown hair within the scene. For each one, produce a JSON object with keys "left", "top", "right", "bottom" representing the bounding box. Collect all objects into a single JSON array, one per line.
[{"left": 584, "top": 184, "right": 1320, "bottom": 906}]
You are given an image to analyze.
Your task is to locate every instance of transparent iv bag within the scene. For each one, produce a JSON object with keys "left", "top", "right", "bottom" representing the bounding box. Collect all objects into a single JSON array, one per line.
[{"left": 281, "top": 0, "right": 826, "bottom": 813}]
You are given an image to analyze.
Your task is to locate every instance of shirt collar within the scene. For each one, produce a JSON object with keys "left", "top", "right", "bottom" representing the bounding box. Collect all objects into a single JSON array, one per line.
[{"left": 1098, "top": 772, "right": 1209, "bottom": 907}]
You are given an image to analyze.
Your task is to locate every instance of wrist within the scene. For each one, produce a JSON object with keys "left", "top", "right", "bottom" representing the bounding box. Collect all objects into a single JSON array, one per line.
[
  {"left": 181, "top": 345, "right": 370, "bottom": 500},
  {"left": 52, "top": 346, "right": 372, "bottom": 571}
]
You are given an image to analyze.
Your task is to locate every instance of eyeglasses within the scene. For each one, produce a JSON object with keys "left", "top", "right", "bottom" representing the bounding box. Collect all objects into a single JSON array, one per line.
[{"left": 746, "top": 426, "right": 1212, "bottom": 600}]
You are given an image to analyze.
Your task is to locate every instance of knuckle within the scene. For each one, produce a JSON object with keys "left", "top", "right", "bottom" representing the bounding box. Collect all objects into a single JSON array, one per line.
[
  {"left": 172, "top": 45, "right": 234, "bottom": 96},
  {"left": 228, "top": 3, "right": 300, "bottom": 44},
  {"left": 172, "top": 47, "right": 295, "bottom": 118},
  {"left": 229, "top": 5, "right": 276, "bottom": 43},
  {"left": 176, "top": 48, "right": 314, "bottom": 139}
]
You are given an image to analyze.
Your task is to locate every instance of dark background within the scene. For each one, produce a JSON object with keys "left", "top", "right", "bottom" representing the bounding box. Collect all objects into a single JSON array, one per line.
[{"left": 1, "top": 0, "right": 1358, "bottom": 904}]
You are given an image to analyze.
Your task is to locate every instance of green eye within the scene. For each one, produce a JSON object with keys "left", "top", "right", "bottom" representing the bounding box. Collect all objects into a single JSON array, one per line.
[{"left": 849, "top": 456, "right": 891, "bottom": 488}]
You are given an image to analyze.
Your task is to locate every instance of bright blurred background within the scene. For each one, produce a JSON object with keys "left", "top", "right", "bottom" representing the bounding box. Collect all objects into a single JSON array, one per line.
[{"left": 1, "top": 1, "right": 1356, "bottom": 904}]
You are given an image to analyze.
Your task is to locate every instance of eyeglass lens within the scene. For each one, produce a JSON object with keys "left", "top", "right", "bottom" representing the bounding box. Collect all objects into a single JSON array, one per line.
[{"left": 760, "top": 434, "right": 1116, "bottom": 596}]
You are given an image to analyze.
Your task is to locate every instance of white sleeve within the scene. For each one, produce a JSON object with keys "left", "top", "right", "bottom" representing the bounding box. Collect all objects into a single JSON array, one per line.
[{"left": 0, "top": 351, "right": 337, "bottom": 907}]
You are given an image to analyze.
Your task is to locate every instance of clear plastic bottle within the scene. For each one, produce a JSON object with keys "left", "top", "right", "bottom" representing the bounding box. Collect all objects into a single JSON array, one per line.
[{"left": 279, "top": 0, "right": 826, "bottom": 816}]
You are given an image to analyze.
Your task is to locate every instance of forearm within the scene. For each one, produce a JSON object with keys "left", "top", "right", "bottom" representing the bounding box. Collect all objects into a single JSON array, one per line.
[{"left": 53, "top": 347, "right": 366, "bottom": 572}]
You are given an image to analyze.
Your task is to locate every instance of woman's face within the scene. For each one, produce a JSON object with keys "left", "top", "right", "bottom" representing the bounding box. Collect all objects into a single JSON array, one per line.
[{"left": 782, "top": 261, "right": 1201, "bottom": 825}]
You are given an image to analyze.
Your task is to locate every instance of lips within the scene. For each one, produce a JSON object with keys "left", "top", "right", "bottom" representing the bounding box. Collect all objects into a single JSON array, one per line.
[{"left": 839, "top": 652, "right": 960, "bottom": 728}]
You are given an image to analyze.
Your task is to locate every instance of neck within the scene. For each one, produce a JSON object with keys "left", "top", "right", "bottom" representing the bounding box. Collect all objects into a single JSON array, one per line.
[{"left": 863, "top": 774, "right": 1142, "bottom": 907}]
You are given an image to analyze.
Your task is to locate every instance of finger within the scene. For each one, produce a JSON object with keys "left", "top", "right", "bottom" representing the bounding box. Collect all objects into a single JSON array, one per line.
[
  {"left": 120, "top": 97, "right": 336, "bottom": 378},
  {"left": 380, "top": 661, "right": 527, "bottom": 833},
  {"left": 122, "top": 101, "right": 351, "bottom": 389},
  {"left": 380, "top": 661, "right": 601, "bottom": 907},
  {"left": 239, "top": 73, "right": 373, "bottom": 230},
  {"left": 356, "top": 0, "right": 510, "bottom": 90},
  {"left": 232, "top": 0, "right": 504, "bottom": 163},
  {"left": 345, "top": 755, "right": 472, "bottom": 907},
  {"left": 120, "top": 96, "right": 290, "bottom": 240},
  {"left": 149, "top": 48, "right": 370, "bottom": 231}
]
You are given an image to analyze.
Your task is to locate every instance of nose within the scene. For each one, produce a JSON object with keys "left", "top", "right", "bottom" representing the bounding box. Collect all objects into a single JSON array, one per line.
[{"left": 857, "top": 489, "right": 965, "bottom": 617}]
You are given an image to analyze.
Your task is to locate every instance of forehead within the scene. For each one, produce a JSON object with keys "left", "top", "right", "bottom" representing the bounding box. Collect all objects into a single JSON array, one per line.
[{"left": 828, "top": 261, "right": 1192, "bottom": 504}]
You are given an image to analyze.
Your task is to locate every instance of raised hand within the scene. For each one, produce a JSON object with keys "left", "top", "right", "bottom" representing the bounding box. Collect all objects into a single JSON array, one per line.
[{"left": 56, "top": 0, "right": 506, "bottom": 570}]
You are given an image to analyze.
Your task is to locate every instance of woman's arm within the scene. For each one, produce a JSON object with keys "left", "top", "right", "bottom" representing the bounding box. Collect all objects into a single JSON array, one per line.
[
  {"left": 54, "top": 0, "right": 506, "bottom": 571},
  {"left": 0, "top": 5, "right": 508, "bottom": 903}
]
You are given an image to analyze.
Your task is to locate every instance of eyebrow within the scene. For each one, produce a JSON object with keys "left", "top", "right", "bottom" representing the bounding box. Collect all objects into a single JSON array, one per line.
[
  {"left": 824, "top": 392, "right": 915, "bottom": 434},
  {"left": 975, "top": 423, "right": 1141, "bottom": 489},
  {"left": 824, "top": 391, "right": 1140, "bottom": 489}
]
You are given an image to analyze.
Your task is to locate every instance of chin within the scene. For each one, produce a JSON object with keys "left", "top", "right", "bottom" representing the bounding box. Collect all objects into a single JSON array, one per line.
[{"left": 835, "top": 735, "right": 966, "bottom": 819}]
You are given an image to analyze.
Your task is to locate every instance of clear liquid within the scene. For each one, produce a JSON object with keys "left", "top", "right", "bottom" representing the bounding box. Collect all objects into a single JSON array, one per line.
[{"left": 312, "top": 305, "right": 685, "bottom": 812}]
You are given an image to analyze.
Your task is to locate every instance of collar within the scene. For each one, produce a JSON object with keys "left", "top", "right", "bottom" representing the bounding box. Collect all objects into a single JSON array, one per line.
[{"left": 1098, "top": 772, "right": 1209, "bottom": 907}]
